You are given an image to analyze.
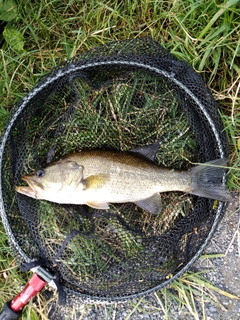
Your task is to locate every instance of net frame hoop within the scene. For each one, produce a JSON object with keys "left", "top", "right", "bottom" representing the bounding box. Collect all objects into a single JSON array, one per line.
[{"left": 0, "top": 59, "right": 226, "bottom": 301}]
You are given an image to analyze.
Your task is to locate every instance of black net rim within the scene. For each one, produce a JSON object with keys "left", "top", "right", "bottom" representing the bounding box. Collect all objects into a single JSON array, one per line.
[{"left": 0, "top": 47, "right": 228, "bottom": 302}]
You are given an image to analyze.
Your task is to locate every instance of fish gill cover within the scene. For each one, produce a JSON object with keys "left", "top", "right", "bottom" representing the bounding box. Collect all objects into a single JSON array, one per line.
[{"left": 0, "top": 38, "right": 229, "bottom": 306}]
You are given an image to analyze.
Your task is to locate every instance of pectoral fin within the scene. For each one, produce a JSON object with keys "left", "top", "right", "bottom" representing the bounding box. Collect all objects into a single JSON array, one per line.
[
  {"left": 86, "top": 201, "right": 110, "bottom": 210},
  {"left": 84, "top": 174, "right": 110, "bottom": 209},
  {"left": 134, "top": 193, "right": 162, "bottom": 215},
  {"left": 84, "top": 174, "right": 109, "bottom": 189}
]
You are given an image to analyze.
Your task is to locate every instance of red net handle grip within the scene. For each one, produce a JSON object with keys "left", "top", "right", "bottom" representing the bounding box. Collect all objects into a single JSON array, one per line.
[{"left": 10, "top": 274, "right": 46, "bottom": 312}]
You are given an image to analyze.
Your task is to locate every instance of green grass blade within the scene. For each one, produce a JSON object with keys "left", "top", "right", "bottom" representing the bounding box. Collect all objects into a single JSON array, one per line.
[{"left": 198, "top": 0, "right": 239, "bottom": 39}]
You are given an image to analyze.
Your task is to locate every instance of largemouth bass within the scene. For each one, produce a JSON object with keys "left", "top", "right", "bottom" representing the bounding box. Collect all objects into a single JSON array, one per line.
[{"left": 15, "top": 143, "right": 232, "bottom": 214}]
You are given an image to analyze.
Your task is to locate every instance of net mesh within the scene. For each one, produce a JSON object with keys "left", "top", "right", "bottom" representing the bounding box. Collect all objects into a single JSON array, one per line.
[{"left": 0, "top": 38, "right": 229, "bottom": 304}]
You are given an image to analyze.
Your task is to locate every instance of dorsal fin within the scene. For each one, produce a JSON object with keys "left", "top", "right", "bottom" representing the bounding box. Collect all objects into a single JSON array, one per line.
[{"left": 131, "top": 142, "right": 160, "bottom": 161}]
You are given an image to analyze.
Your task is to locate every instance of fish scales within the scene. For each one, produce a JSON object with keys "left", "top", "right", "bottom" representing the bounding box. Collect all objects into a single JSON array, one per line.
[{"left": 68, "top": 150, "right": 191, "bottom": 202}]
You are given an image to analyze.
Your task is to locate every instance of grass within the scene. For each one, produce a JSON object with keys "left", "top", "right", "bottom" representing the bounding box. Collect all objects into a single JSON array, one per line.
[{"left": 0, "top": 0, "right": 239, "bottom": 319}]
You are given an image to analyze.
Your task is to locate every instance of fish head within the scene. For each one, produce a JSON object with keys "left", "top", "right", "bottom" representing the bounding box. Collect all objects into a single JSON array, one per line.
[{"left": 15, "top": 160, "right": 84, "bottom": 202}]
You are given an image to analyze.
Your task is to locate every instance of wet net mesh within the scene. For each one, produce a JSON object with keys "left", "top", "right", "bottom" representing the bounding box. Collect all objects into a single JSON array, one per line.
[{"left": 0, "top": 38, "right": 229, "bottom": 305}]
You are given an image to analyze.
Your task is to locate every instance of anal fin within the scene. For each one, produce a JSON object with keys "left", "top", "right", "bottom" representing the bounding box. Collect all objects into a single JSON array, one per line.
[{"left": 134, "top": 193, "right": 162, "bottom": 215}]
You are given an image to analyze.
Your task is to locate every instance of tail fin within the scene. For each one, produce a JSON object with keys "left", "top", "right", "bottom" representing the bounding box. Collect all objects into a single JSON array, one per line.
[{"left": 191, "top": 158, "right": 232, "bottom": 201}]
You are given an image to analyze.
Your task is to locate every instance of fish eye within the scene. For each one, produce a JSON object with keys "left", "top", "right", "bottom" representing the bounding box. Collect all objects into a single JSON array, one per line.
[{"left": 36, "top": 169, "right": 45, "bottom": 178}]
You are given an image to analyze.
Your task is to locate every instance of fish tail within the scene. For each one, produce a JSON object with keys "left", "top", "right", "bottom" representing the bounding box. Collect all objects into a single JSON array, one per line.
[{"left": 191, "top": 158, "right": 232, "bottom": 201}]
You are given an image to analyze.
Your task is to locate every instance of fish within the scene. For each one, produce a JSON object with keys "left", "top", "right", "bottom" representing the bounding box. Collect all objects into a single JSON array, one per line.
[{"left": 15, "top": 143, "right": 232, "bottom": 215}]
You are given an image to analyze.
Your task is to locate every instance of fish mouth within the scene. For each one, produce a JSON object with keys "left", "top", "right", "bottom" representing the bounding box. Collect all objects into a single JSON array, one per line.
[{"left": 15, "top": 175, "right": 44, "bottom": 199}]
